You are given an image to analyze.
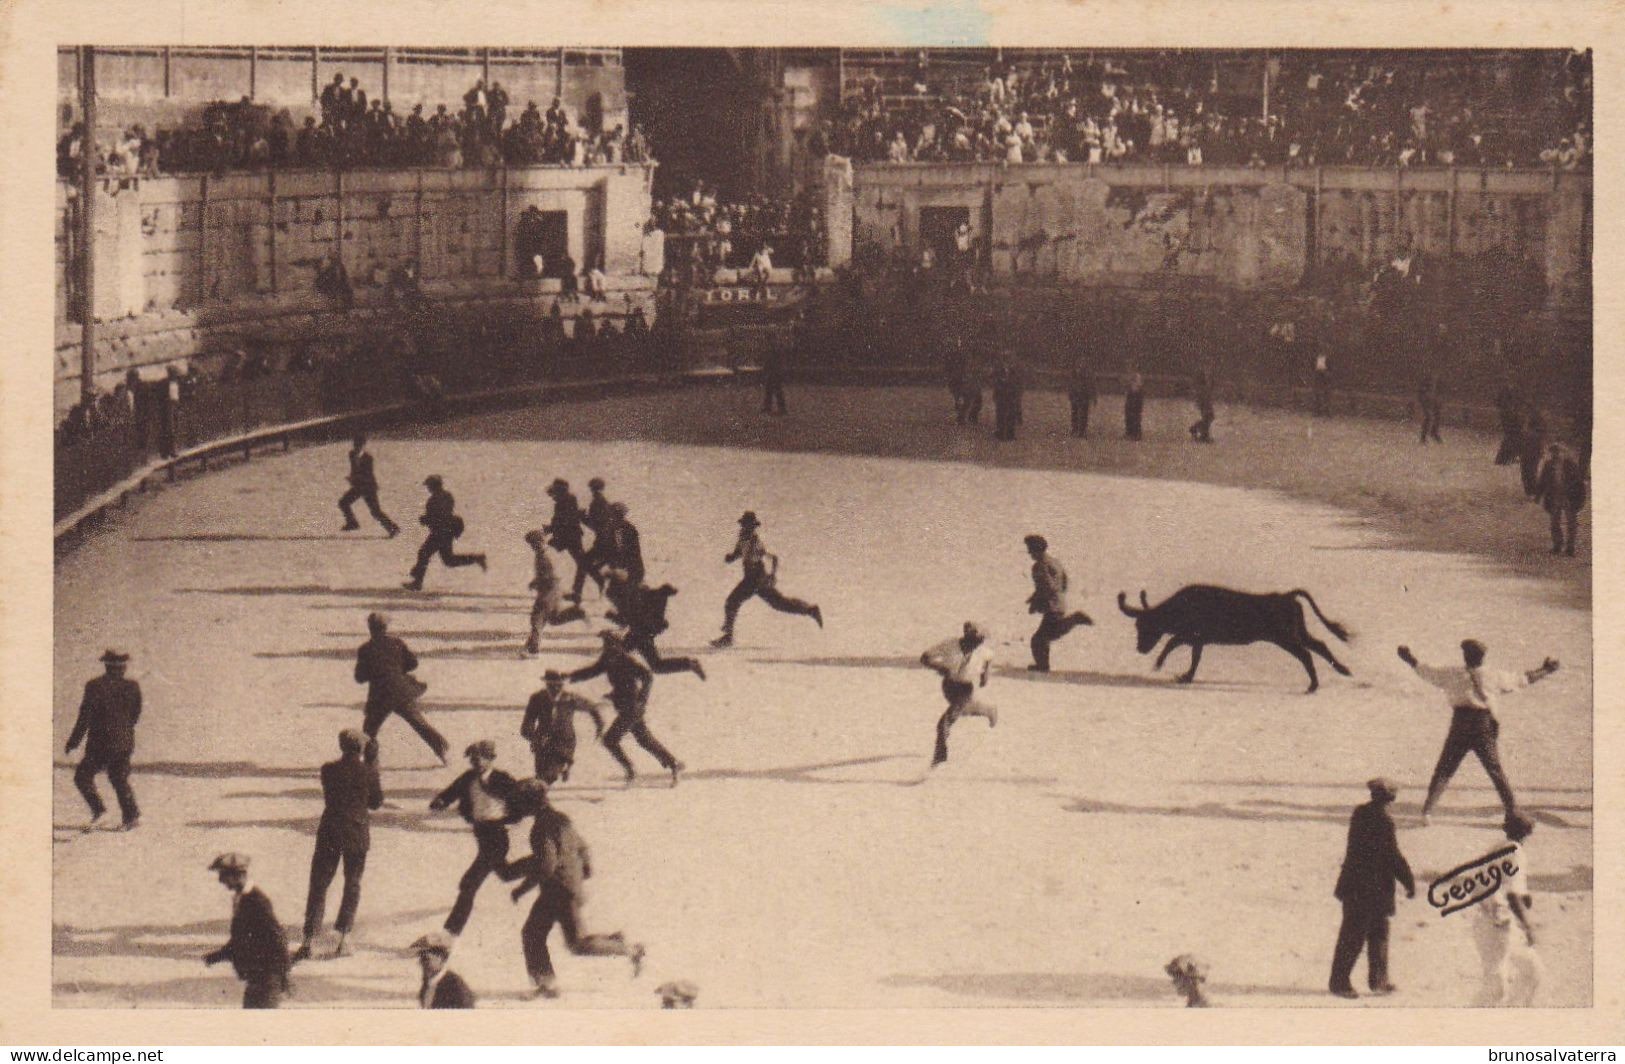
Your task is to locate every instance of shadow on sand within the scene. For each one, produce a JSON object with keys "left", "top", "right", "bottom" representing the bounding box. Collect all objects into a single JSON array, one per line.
[{"left": 880, "top": 970, "right": 1323, "bottom": 1003}]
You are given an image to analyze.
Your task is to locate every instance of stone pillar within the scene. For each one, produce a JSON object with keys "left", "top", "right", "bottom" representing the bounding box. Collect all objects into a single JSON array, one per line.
[{"left": 822, "top": 154, "right": 853, "bottom": 269}]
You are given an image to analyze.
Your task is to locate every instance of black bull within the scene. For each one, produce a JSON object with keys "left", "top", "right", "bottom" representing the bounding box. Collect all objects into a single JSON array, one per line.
[{"left": 1117, "top": 585, "right": 1352, "bottom": 693}]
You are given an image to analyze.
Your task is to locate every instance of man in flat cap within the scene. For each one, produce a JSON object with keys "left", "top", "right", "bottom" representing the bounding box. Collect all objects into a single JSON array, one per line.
[
  {"left": 356, "top": 613, "right": 448, "bottom": 765},
  {"left": 521, "top": 670, "right": 606, "bottom": 785},
  {"left": 712, "top": 511, "right": 823, "bottom": 649},
  {"left": 65, "top": 650, "right": 143, "bottom": 831},
  {"left": 404, "top": 474, "right": 486, "bottom": 591},
  {"left": 411, "top": 931, "right": 476, "bottom": 1008},
  {"left": 544, "top": 478, "right": 601, "bottom": 604},
  {"left": 430, "top": 740, "right": 527, "bottom": 937},
  {"left": 569, "top": 630, "right": 684, "bottom": 786},
  {"left": 204, "top": 853, "right": 292, "bottom": 1008},
  {"left": 338, "top": 432, "right": 400, "bottom": 537},
  {"left": 1024, "top": 534, "right": 1094, "bottom": 673},
  {"left": 1397, "top": 638, "right": 1559, "bottom": 824},
  {"left": 656, "top": 980, "right": 699, "bottom": 1009},
  {"left": 1329, "top": 778, "right": 1414, "bottom": 999},
  {"left": 573, "top": 477, "right": 614, "bottom": 602},
  {"left": 523, "top": 530, "right": 588, "bottom": 655},
  {"left": 294, "top": 729, "right": 383, "bottom": 963},
  {"left": 920, "top": 622, "right": 997, "bottom": 767},
  {"left": 507, "top": 782, "right": 645, "bottom": 998}
]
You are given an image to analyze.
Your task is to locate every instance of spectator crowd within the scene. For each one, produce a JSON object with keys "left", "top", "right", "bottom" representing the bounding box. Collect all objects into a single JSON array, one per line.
[
  {"left": 58, "top": 73, "right": 653, "bottom": 178},
  {"left": 652, "top": 181, "right": 827, "bottom": 281},
  {"left": 826, "top": 50, "right": 1591, "bottom": 170}
]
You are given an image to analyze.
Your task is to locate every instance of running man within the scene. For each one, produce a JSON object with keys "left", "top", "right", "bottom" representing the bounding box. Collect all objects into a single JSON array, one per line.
[
  {"left": 712, "top": 511, "right": 822, "bottom": 648},
  {"left": 921, "top": 621, "right": 998, "bottom": 767},
  {"left": 605, "top": 568, "right": 706, "bottom": 681},
  {"left": 1024, "top": 534, "right": 1094, "bottom": 672},
  {"left": 568, "top": 630, "right": 684, "bottom": 786},
  {"left": 404, "top": 475, "right": 486, "bottom": 591},
  {"left": 338, "top": 433, "right": 401, "bottom": 536},
  {"left": 520, "top": 670, "right": 606, "bottom": 785},
  {"left": 523, "top": 530, "right": 588, "bottom": 654}
]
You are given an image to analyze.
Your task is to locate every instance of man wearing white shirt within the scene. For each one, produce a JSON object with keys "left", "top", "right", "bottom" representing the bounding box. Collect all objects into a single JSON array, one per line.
[
  {"left": 1472, "top": 812, "right": 1544, "bottom": 1006},
  {"left": 1396, "top": 640, "right": 1559, "bottom": 824},
  {"left": 921, "top": 622, "right": 998, "bottom": 767}
]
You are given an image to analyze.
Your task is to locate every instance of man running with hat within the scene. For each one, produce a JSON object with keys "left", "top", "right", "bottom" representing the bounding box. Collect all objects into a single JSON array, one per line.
[
  {"left": 920, "top": 622, "right": 998, "bottom": 767},
  {"left": 569, "top": 630, "right": 684, "bottom": 786},
  {"left": 521, "top": 670, "right": 607, "bottom": 784},
  {"left": 356, "top": 613, "right": 448, "bottom": 764},
  {"left": 338, "top": 432, "right": 401, "bottom": 536},
  {"left": 1397, "top": 638, "right": 1559, "bottom": 824},
  {"left": 1328, "top": 778, "right": 1414, "bottom": 999},
  {"left": 65, "top": 649, "right": 143, "bottom": 831},
  {"left": 573, "top": 477, "right": 614, "bottom": 601},
  {"left": 523, "top": 530, "right": 588, "bottom": 654},
  {"left": 544, "top": 478, "right": 601, "bottom": 602},
  {"left": 294, "top": 728, "right": 383, "bottom": 963},
  {"left": 404, "top": 474, "right": 486, "bottom": 591},
  {"left": 203, "top": 853, "right": 292, "bottom": 1008},
  {"left": 430, "top": 740, "right": 527, "bottom": 937},
  {"left": 1023, "top": 534, "right": 1094, "bottom": 672},
  {"left": 712, "top": 511, "right": 822, "bottom": 648},
  {"left": 605, "top": 567, "right": 706, "bottom": 681}
]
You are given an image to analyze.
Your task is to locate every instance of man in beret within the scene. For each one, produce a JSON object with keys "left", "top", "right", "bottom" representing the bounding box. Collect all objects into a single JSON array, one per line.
[
  {"left": 544, "top": 478, "right": 602, "bottom": 603},
  {"left": 1329, "top": 778, "right": 1415, "bottom": 999},
  {"left": 569, "top": 630, "right": 683, "bottom": 786},
  {"left": 65, "top": 650, "right": 143, "bottom": 831},
  {"left": 1024, "top": 534, "right": 1094, "bottom": 673},
  {"left": 920, "top": 622, "right": 997, "bottom": 767},
  {"left": 294, "top": 729, "right": 383, "bottom": 963},
  {"left": 1398, "top": 638, "right": 1559, "bottom": 824},
  {"left": 521, "top": 671, "right": 606, "bottom": 784},
  {"left": 356, "top": 612, "right": 448, "bottom": 765},
  {"left": 404, "top": 474, "right": 486, "bottom": 591},
  {"left": 204, "top": 853, "right": 292, "bottom": 1008},
  {"left": 411, "top": 931, "right": 476, "bottom": 1008},
  {"left": 430, "top": 740, "right": 527, "bottom": 937},
  {"left": 712, "top": 511, "right": 822, "bottom": 649}
]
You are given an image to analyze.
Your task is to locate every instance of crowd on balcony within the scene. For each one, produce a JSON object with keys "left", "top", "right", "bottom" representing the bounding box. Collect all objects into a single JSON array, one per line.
[
  {"left": 57, "top": 73, "right": 653, "bottom": 178},
  {"left": 652, "top": 181, "right": 827, "bottom": 280},
  {"left": 826, "top": 50, "right": 1591, "bottom": 170}
]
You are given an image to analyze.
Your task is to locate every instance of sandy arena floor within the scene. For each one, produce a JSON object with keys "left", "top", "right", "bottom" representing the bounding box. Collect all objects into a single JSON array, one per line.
[{"left": 52, "top": 385, "right": 1592, "bottom": 1008}]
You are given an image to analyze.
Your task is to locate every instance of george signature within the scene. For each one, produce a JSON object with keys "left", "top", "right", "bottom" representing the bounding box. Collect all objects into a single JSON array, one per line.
[{"left": 1427, "top": 845, "right": 1518, "bottom": 917}]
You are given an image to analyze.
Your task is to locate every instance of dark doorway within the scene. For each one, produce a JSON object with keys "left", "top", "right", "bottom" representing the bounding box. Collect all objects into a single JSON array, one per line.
[
  {"left": 919, "top": 206, "right": 971, "bottom": 264},
  {"left": 515, "top": 207, "right": 569, "bottom": 278}
]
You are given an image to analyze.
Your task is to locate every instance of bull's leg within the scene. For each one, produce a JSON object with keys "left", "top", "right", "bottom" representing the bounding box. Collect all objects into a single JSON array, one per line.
[
  {"left": 1177, "top": 644, "right": 1204, "bottom": 684},
  {"left": 1276, "top": 641, "right": 1321, "bottom": 693},
  {"left": 1304, "top": 635, "right": 1352, "bottom": 676},
  {"left": 1154, "top": 638, "right": 1185, "bottom": 671}
]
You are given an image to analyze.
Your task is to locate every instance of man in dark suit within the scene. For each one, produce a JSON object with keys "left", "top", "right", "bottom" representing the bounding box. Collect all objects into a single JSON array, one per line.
[
  {"left": 1068, "top": 357, "right": 1096, "bottom": 438},
  {"left": 545, "top": 478, "right": 601, "bottom": 603},
  {"left": 1417, "top": 372, "right": 1444, "bottom": 445},
  {"left": 65, "top": 649, "right": 143, "bottom": 831},
  {"left": 204, "top": 853, "right": 292, "bottom": 1009},
  {"left": 508, "top": 789, "right": 645, "bottom": 998},
  {"left": 356, "top": 612, "right": 448, "bottom": 764},
  {"left": 712, "top": 511, "right": 822, "bottom": 648},
  {"left": 605, "top": 568, "right": 706, "bottom": 681},
  {"left": 761, "top": 333, "right": 788, "bottom": 415},
  {"left": 1536, "top": 442, "right": 1586, "bottom": 556},
  {"left": 411, "top": 932, "right": 476, "bottom": 1008},
  {"left": 338, "top": 433, "right": 400, "bottom": 536},
  {"left": 574, "top": 477, "right": 613, "bottom": 601},
  {"left": 1188, "top": 369, "right": 1216, "bottom": 443},
  {"left": 569, "top": 630, "right": 684, "bottom": 786},
  {"left": 430, "top": 740, "right": 526, "bottom": 937},
  {"left": 1329, "top": 778, "right": 1415, "bottom": 999},
  {"left": 294, "top": 729, "right": 383, "bottom": 963},
  {"left": 522, "top": 671, "right": 606, "bottom": 784},
  {"left": 603, "top": 502, "right": 646, "bottom": 587},
  {"left": 404, "top": 474, "right": 487, "bottom": 591},
  {"left": 1124, "top": 371, "right": 1145, "bottom": 440}
]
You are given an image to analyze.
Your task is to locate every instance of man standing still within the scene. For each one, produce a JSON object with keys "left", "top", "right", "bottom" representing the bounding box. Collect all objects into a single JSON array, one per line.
[
  {"left": 1535, "top": 443, "right": 1585, "bottom": 556},
  {"left": 1398, "top": 640, "right": 1559, "bottom": 824},
  {"left": 1312, "top": 346, "right": 1333, "bottom": 417},
  {"left": 404, "top": 475, "right": 487, "bottom": 591},
  {"left": 65, "top": 649, "right": 142, "bottom": 831},
  {"left": 203, "top": 854, "right": 292, "bottom": 1009},
  {"left": 1417, "top": 372, "right": 1444, "bottom": 445},
  {"left": 921, "top": 622, "right": 997, "bottom": 767},
  {"left": 1024, "top": 535, "right": 1094, "bottom": 672},
  {"left": 294, "top": 729, "right": 382, "bottom": 963},
  {"left": 1188, "top": 369, "right": 1216, "bottom": 443},
  {"left": 761, "top": 333, "right": 788, "bottom": 415},
  {"left": 1328, "top": 778, "right": 1415, "bottom": 999},
  {"left": 356, "top": 612, "right": 448, "bottom": 764},
  {"left": 1068, "top": 358, "right": 1096, "bottom": 438},
  {"left": 338, "top": 433, "right": 400, "bottom": 536},
  {"left": 430, "top": 740, "right": 526, "bottom": 938},
  {"left": 1124, "top": 371, "right": 1145, "bottom": 441}
]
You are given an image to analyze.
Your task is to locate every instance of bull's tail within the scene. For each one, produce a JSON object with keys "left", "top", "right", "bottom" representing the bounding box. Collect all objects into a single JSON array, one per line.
[{"left": 1290, "top": 590, "right": 1350, "bottom": 642}]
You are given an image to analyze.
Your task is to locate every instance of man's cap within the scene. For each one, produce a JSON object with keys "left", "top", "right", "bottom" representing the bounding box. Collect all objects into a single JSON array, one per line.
[
  {"left": 599, "top": 628, "right": 624, "bottom": 643},
  {"left": 1504, "top": 811, "right": 1536, "bottom": 840},
  {"left": 1024, "top": 534, "right": 1048, "bottom": 552},
  {"left": 208, "top": 853, "right": 250, "bottom": 874},
  {"left": 100, "top": 649, "right": 131, "bottom": 664},
  {"left": 544, "top": 669, "right": 565, "bottom": 681},
  {"left": 738, "top": 511, "right": 761, "bottom": 528},
  {"left": 339, "top": 728, "right": 369, "bottom": 753},
  {"left": 367, "top": 611, "right": 388, "bottom": 631},
  {"left": 410, "top": 931, "right": 455, "bottom": 956},
  {"left": 962, "top": 621, "right": 988, "bottom": 640},
  {"left": 1461, "top": 638, "right": 1487, "bottom": 657},
  {"left": 656, "top": 980, "right": 699, "bottom": 1007},
  {"left": 464, "top": 739, "right": 497, "bottom": 760},
  {"left": 524, "top": 529, "right": 547, "bottom": 544},
  {"left": 609, "top": 502, "right": 629, "bottom": 518},
  {"left": 1366, "top": 777, "right": 1399, "bottom": 801},
  {"left": 588, "top": 477, "right": 606, "bottom": 490},
  {"left": 424, "top": 474, "right": 443, "bottom": 488},
  {"left": 1164, "top": 954, "right": 1208, "bottom": 981},
  {"left": 546, "top": 478, "right": 569, "bottom": 494}
]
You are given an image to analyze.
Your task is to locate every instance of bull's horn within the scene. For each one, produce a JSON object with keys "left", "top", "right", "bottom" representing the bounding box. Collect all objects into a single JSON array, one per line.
[
  {"left": 1140, "top": 590, "right": 1151, "bottom": 609},
  {"left": 1117, "top": 592, "right": 1141, "bottom": 617}
]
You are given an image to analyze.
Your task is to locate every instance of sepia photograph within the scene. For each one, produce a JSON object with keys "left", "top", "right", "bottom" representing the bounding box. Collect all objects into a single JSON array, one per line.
[{"left": 2, "top": 0, "right": 1618, "bottom": 1048}]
